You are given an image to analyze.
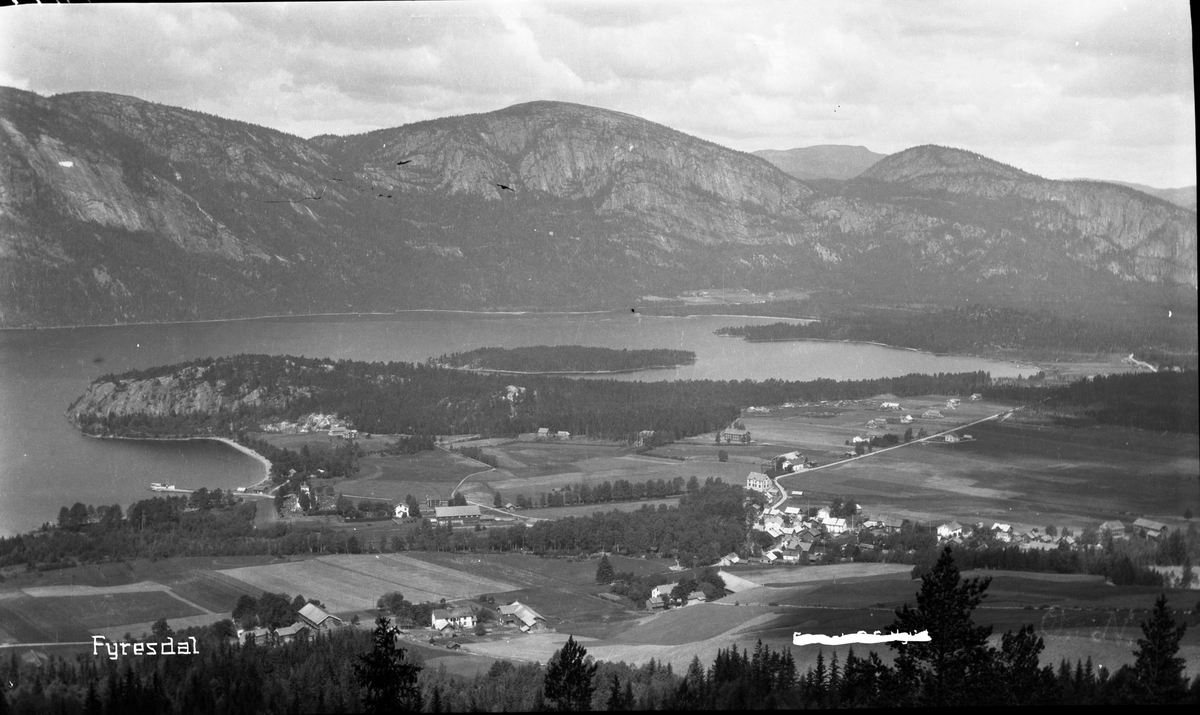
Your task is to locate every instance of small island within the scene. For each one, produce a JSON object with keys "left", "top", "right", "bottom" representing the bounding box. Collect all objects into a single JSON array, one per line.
[{"left": 434, "top": 345, "right": 697, "bottom": 374}]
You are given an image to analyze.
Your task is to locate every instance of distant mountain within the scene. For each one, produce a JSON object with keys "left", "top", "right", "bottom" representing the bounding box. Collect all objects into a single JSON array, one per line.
[
  {"left": 1072, "top": 179, "right": 1196, "bottom": 213},
  {"left": 753, "top": 144, "right": 887, "bottom": 181},
  {"left": 0, "top": 89, "right": 1195, "bottom": 328}
]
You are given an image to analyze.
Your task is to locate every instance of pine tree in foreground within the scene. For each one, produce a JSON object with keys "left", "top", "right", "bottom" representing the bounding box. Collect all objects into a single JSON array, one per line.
[
  {"left": 353, "top": 616, "right": 422, "bottom": 713},
  {"left": 544, "top": 635, "right": 599, "bottom": 711},
  {"left": 1130, "top": 593, "right": 1189, "bottom": 704}
]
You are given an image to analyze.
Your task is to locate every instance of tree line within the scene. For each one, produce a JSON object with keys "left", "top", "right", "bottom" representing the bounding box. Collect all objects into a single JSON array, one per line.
[
  {"left": 2, "top": 548, "right": 1195, "bottom": 713},
  {"left": 986, "top": 370, "right": 1199, "bottom": 433},
  {"left": 435, "top": 345, "right": 696, "bottom": 373},
  {"left": 715, "top": 303, "right": 1194, "bottom": 356}
]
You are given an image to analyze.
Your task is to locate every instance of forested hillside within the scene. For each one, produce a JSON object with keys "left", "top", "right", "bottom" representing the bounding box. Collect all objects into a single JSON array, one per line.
[
  {"left": 68, "top": 354, "right": 993, "bottom": 443},
  {"left": 436, "top": 345, "right": 696, "bottom": 373}
]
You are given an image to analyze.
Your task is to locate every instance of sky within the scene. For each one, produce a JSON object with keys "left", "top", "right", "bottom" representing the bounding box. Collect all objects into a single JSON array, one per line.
[{"left": 1, "top": 0, "right": 1194, "bottom": 188}]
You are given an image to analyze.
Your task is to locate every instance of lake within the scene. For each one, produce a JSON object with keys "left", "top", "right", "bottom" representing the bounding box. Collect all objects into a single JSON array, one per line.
[{"left": 0, "top": 311, "right": 1034, "bottom": 536}]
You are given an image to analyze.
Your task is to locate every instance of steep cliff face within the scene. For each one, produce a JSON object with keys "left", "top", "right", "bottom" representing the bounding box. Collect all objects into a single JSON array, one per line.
[
  {"left": 857, "top": 145, "right": 1198, "bottom": 287},
  {"left": 2, "top": 90, "right": 1196, "bottom": 328},
  {"left": 317, "top": 101, "right": 816, "bottom": 246},
  {"left": 66, "top": 365, "right": 307, "bottom": 429}
]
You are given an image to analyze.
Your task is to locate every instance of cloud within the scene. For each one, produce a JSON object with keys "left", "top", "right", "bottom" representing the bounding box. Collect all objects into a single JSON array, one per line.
[{"left": 0, "top": 0, "right": 1192, "bottom": 187}]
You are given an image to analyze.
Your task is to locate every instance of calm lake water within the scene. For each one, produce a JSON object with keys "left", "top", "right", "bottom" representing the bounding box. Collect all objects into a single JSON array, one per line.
[{"left": 0, "top": 311, "right": 1034, "bottom": 536}]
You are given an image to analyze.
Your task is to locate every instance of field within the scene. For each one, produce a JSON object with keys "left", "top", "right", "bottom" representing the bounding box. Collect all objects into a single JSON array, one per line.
[
  {"left": 216, "top": 554, "right": 520, "bottom": 612},
  {"left": 737, "top": 403, "right": 1198, "bottom": 534},
  {"left": 516, "top": 497, "right": 680, "bottom": 520},
  {"left": 327, "top": 448, "right": 482, "bottom": 503},
  {"left": 0, "top": 590, "right": 204, "bottom": 644}
]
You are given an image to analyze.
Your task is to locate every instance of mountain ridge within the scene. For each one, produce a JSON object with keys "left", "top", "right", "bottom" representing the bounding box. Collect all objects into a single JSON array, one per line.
[{"left": 1, "top": 86, "right": 1195, "bottom": 328}]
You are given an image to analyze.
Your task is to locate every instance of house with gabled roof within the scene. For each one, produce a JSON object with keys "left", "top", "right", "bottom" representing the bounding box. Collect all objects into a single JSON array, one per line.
[
  {"left": 432, "top": 606, "right": 476, "bottom": 631},
  {"left": 1099, "top": 520, "right": 1127, "bottom": 539},
  {"left": 745, "top": 471, "right": 772, "bottom": 492},
  {"left": 498, "top": 601, "right": 545, "bottom": 628},
  {"left": 937, "top": 521, "right": 963, "bottom": 539},
  {"left": 299, "top": 603, "right": 344, "bottom": 631},
  {"left": 1132, "top": 518, "right": 1168, "bottom": 538}
]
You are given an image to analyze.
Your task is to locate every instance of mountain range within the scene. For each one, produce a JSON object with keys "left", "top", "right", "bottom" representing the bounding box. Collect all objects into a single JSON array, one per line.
[
  {"left": 752, "top": 145, "right": 887, "bottom": 181},
  {"left": 1, "top": 86, "right": 1195, "bottom": 328}
]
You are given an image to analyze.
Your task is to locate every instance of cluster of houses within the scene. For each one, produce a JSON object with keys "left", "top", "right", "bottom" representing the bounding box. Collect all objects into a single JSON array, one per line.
[
  {"left": 430, "top": 601, "right": 550, "bottom": 633},
  {"left": 751, "top": 502, "right": 902, "bottom": 565},
  {"left": 647, "top": 584, "right": 708, "bottom": 609},
  {"left": 932, "top": 516, "right": 1173, "bottom": 550},
  {"left": 259, "top": 412, "right": 358, "bottom": 438},
  {"left": 236, "top": 603, "right": 345, "bottom": 645}
]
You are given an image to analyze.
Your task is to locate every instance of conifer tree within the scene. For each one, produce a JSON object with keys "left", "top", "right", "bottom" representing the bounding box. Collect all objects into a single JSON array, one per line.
[
  {"left": 543, "top": 635, "right": 598, "bottom": 711},
  {"left": 353, "top": 617, "right": 422, "bottom": 713},
  {"left": 887, "top": 546, "right": 995, "bottom": 706},
  {"left": 1131, "top": 594, "right": 1188, "bottom": 703},
  {"left": 595, "top": 554, "right": 614, "bottom": 584}
]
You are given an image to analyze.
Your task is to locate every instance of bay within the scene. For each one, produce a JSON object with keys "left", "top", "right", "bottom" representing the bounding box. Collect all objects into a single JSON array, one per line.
[{"left": 0, "top": 311, "right": 1033, "bottom": 536}]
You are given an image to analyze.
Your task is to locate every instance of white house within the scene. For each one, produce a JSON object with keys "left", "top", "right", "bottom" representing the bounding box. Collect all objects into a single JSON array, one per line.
[
  {"left": 922, "top": 410, "right": 943, "bottom": 419},
  {"left": 900, "top": 415, "right": 914, "bottom": 424},
  {"left": 879, "top": 402, "right": 901, "bottom": 410},
  {"left": 745, "top": 472, "right": 773, "bottom": 493},
  {"left": 393, "top": 503, "right": 410, "bottom": 518},
  {"left": 431, "top": 607, "right": 476, "bottom": 631},
  {"left": 822, "top": 517, "right": 848, "bottom": 535},
  {"left": 937, "top": 521, "right": 963, "bottom": 539}
]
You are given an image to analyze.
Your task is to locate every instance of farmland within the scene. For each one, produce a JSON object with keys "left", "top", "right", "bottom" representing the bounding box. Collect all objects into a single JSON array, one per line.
[
  {"left": 216, "top": 554, "right": 521, "bottom": 612},
  {"left": 323, "top": 448, "right": 483, "bottom": 503}
]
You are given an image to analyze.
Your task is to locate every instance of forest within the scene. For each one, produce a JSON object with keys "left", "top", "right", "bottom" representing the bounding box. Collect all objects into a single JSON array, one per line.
[
  {"left": 74, "top": 354, "right": 995, "bottom": 446},
  {"left": 435, "top": 345, "right": 696, "bottom": 373},
  {"left": 986, "top": 370, "right": 1199, "bottom": 433},
  {"left": 715, "top": 303, "right": 1196, "bottom": 357},
  {"left": 1, "top": 549, "right": 1195, "bottom": 713}
]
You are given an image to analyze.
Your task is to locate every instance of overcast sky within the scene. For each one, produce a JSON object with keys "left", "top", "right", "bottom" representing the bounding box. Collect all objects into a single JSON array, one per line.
[{"left": 2, "top": 0, "right": 1194, "bottom": 187}]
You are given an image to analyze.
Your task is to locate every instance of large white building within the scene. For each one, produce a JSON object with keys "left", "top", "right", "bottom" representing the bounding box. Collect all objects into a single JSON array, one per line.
[{"left": 745, "top": 472, "right": 773, "bottom": 493}]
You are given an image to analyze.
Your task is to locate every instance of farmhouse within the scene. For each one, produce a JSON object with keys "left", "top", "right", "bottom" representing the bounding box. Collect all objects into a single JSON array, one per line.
[
  {"left": 900, "top": 415, "right": 914, "bottom": 424},
  {"left": 745, "top": 472, "right": 773, "bottom": 493},
  {"left": 393, "top": 503, "right": 410, "bottom": 518},
  {"left": 275, "top": 622, "right": 311, "bottom": 643},
  {"left": 1132, "top": 518, "right": 1169, "bottom": 538},
  {"left": 686, "top": 590, "right": 707, "bottom": 606},
  {"left": 298, "top": 603, "right": 344, "bottom": 631},
  {"left": 879, "top": 402, "right": 901, "bottom": 410},
  {"left": 431, "top": 607, "right": 476, "bottom": 631},
  {"left": 781, "top": 549, "right": 801, "bottom": 563},
  {"left": 433, "top": 505, "right": 481, "bottom": 525},
  {"left": 556, "top": 431, "right": 570, "bottom": 439},
  {"left": 937, "top": 521, "right": 963, "bottom": 539},
  {"left": 718, "top": 552, "right": 741, "bottom": 566},
  {"left": 537, "top": 427, "right": 551, "bottom": 437},
  {"left": 922, "top": 410, "right": 943, "bottom": 419},
  {"left": 970, "top": 393, "right": 982, "bottom": 401},
  {"left": 498, "top": 601, "right": 546, "bottom": 628},
  {"left": 721, "top": 427, "right": 751, "bottom": 444},
  {"left": 1099, "top": 520, "right": 1128, "bottom": 539},
  {"left": 944, "top": 434, "right": 960, "bottom": 443}
]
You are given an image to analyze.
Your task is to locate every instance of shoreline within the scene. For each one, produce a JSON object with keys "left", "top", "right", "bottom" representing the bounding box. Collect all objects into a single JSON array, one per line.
[
  {"left": 1, "top": 308, "right": 625, "bottom": 332},
  {"left": 439, "top": 363, "right": 696, "bottom": 376},
  {"left": 731, "top": 336, "right": 1042, "bottom": 376},
  {"left": 78, "top": 432, "right": 273, "bottom": 491}
]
